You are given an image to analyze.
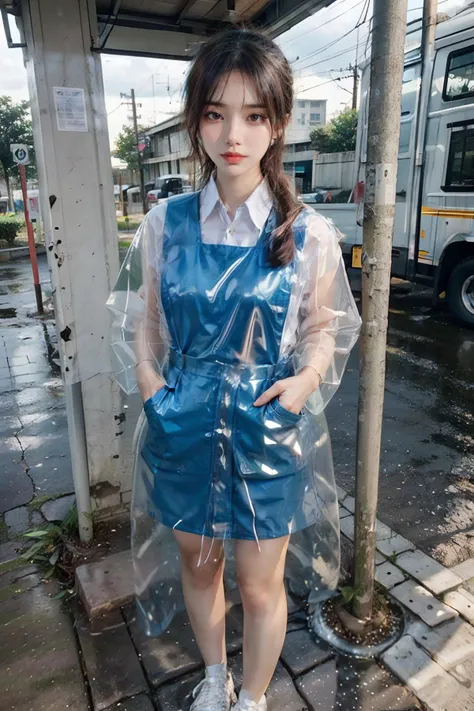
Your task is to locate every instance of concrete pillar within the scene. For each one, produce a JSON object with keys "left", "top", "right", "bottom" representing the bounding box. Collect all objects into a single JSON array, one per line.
[{"left": 19, "top": 0, "right": 129, "bottom": 511}]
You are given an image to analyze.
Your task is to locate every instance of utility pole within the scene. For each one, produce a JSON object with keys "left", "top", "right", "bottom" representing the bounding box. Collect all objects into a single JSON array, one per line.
[
  {"left": 131, "top": 88, "right": 147, "bottom": 215},
  {"left": 352, "top": 0, "right": 408, "bottom": 622},
  {"left": 350, "top": 63, "right": 359, "bottom": 110}
]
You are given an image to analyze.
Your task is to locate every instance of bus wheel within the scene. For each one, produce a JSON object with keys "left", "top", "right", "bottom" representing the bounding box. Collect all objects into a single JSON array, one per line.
[{"left": 447, "top": 257, "right": 474, "bottom": 328}]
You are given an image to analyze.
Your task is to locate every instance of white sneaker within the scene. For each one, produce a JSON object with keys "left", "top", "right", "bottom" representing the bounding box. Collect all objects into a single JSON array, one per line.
[
  {"left": 233, "top": 694, "right": 267, "bottom": 711},
  {"left": 190, "top": 670, "right": 236, "bottom": 711}
]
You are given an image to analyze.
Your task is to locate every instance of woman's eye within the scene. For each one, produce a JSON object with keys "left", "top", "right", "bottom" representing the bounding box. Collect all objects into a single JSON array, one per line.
[
  {"left": 204, "top": 111, "right": 222, "bottom": 121},
  {"left": 248, "top": 114, "right": 267, "bottom": 123}
]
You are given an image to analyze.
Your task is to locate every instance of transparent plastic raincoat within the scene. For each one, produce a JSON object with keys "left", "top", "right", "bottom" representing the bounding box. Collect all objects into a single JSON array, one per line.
[{"left": 106, "top": 188, "right": 361, "bottom": 636}]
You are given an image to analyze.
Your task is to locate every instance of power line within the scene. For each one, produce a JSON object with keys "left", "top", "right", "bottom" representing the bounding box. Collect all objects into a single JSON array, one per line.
[
  {"left": 292, "top": 0, "right": 371, "bottom": 68},
  {"left": 280, "top": 0, "right": 366, "bottom": 46},
  {"left": 107, "top": 102, "right": 124, "bottom": 116},
  {"left": 295, "top": 75, "right": 352, "bottom": 96},
  {"left": 408, "top": 0, "right": 450, "bottom": 12},
  {"left": 294, "top": 33, "right": 371, "bottom": 75}
]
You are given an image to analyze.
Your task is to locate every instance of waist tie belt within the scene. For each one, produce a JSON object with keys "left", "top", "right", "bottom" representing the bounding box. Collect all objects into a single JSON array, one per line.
[{"left": 166, "top": 348, "right": 294, "bottom": 381}]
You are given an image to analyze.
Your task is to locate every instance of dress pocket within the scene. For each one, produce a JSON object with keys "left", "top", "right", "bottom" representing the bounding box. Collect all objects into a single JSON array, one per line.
[
  {"left": 269, "top": 398, "right": 304, "bottom": 424},
  {"left": 143, "top": 367, "right": 180, "bottom": 421},
  {"left": 143, "top": 385, "right": 169, "bottom": 412},
  {"left": 234, "top": 391, "right": 307, "bottom": 479}
]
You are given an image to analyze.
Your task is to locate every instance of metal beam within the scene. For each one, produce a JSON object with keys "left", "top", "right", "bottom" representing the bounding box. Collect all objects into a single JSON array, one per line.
[
  {"left": 99, "top": 0, "right": 121, "bottom": 49},
  {"left": 177, "top": 0, "right": 199, "bottom": 23},
  {"left": 255, "top": 0, "right": 337, "bottom": 37},
  {"left": 96, "top": 9, "right": 214, "bottom": 33}
]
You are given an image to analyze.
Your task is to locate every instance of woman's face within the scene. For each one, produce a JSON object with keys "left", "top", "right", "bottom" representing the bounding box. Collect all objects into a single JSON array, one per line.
[{"left": 199, "top": 71, "right": 275, "bottom": 178}]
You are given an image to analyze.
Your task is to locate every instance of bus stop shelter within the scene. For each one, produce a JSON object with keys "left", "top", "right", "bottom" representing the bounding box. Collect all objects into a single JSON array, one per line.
[{"left": 2, "top": 0, "right": 336, "bottom": 532}]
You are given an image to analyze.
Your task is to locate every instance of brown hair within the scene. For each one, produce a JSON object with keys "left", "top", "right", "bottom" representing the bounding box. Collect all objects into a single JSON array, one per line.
[{"left": 182, "top": 25, "right": 304, "bottom": 267}]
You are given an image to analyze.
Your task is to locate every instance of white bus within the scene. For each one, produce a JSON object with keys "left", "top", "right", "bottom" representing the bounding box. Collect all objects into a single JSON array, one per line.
[{"left": 316, "top": 7, "right": 474, "bottom": 326}]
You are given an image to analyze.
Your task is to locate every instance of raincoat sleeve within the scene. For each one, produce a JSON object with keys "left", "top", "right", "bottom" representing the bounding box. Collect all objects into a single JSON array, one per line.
[
  {"left": 106, "top": 204, "right": 170, "bottom": 395},
  {"left": 294, "top": 211, "right": 361, "bottom": 414}
]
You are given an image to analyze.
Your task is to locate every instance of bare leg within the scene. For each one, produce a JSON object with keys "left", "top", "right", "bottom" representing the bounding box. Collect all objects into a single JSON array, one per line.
[
  {"left": 235, "top": 536, "right": 290, "bottom": 702},
  {"left": 174, "top": 530, "right": 226, "bottom": 666}
]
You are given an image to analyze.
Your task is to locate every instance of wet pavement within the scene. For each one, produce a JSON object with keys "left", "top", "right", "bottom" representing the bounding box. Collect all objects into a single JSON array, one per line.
[
  {"left": 328, "top": 283, "right": 474, "bottom": 567},
  {"left": 0, "top": 255, "right": 73, "bottom": 540}
]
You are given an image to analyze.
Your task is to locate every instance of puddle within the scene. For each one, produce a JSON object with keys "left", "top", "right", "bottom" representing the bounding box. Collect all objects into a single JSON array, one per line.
[
  {"left": 7, "top": 283, "right": 24, "bottom": 293},
  {"left": 0, "top": 307, "right": 17, "bottom": 318}
]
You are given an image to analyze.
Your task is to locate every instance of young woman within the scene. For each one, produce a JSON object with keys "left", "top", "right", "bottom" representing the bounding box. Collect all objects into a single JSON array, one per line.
[{"left": 108, "top": 25, "right": 360, "bottom": 711}]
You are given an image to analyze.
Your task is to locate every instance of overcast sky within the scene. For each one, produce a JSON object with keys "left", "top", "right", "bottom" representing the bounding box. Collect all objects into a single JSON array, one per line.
[{"left": 0, "top": 0, "right": 466, "bottom": 150}]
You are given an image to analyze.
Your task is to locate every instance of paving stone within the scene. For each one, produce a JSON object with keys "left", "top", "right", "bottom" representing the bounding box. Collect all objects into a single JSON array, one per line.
[
  {"left": 396, "top": 550, "right": 463, "bottom": 595},
  {"left": 280, "top": 626, "right": 332, "bottom": 676},
  {"left": 76, "top": 549, "right": 134, "bottom": 617},
  {"left": 410, "top": 618, "right": 474, "bottom": 688},
  {"left": 375, "top": 561, "right": 406, "bottom": 589},
  {"left": 375, "top": 520, "right": 415, "bottom": 557},
  {"left": 124, "top": 601, "right": 242, "bottom": 688},
  {"left": 296, "top": 659, "right": 337, "bottom": 709},
  {"left": 376, "top": 551, "right": 387, "bottom": 565},
  {"left": 336, "top": 485, "right": 347, "bottom": 502},
  {"left": 41, "top": 493, "right": 76, "bottom": 522},
  {"left": 390, "top": 580, "right": 458, "bottom": 627},
  {"left": 8, "top": 355, "right": 29, "bottom": 367},
  {"left": 444, "top": 587, "right": 474, "bottom": 624},
  {"left": 4, "top": 505, "right": 29, "bottom": 536},
  {"left": 297, "top": 656, "right": 421, "bottom": 711},
  {"left": 340, "top": 514, "right": 354, "bottom": 541},
  {"left": 342, "top": 495, "right": 355, "bottom": 513},
  {"left": 74, "top": 603, "right": 148, "bottom": 710},
  {"left": 0, "top": 563, "right": 37, "bottom": 590},
  {"left": 0, "top": 540, "right": 20, "bottom": 563},
  {"left": 107, "top": 695, "right": 155, "bottom": 711},
  {"left": 451, "top": 557, "right": 474, "bottom": 583},
  {"left": 0, "top": 583, "right": 89, "bottom": 710},
  {"left": 383, "top": 635, "right": 473, "bottom": 711}
]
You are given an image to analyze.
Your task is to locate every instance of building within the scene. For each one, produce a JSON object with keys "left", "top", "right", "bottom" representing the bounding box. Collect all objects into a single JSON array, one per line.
[
  {"left": 283, "top": 140, "right": 315, "bottom": 194},
  {"left": 286, "top": 97, "right": 327, "bottom": 143},
  {"left": 111, "top": 155, "right": 136, "bottom": 186},
  {"left": 142, "top": 116, "right": 194, "bottom": 186}
]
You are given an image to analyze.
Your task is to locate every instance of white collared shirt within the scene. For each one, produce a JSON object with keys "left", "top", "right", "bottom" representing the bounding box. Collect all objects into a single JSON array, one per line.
[{"left": 200, "top": 175, "right": 274, "bottom": 247}]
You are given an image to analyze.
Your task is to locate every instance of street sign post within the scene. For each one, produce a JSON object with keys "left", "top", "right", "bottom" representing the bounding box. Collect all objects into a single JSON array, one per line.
[{"left": 10, "top": 144, "right": 44, "bottom": 314}]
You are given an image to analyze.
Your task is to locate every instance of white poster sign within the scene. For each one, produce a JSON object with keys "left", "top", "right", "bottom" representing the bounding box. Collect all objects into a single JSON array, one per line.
[{"left": 53, "top": 87, "right": 88, "bottom": 132}]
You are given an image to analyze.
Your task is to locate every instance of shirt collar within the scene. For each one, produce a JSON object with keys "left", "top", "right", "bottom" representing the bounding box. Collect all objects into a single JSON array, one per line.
[{"left": 200, "top": 174, "right": 273, "bottom": 231}]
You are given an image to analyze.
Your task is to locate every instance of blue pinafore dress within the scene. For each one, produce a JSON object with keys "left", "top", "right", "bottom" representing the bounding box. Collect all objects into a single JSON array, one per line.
[{"left": 139, "top": 191, "right": 325, "bottom": 543}]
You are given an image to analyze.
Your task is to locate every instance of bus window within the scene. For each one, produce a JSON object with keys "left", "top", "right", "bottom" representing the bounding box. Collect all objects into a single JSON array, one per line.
[
  {"left": 443, "top": 127, "right": 474, "bottom": 191},
  {"left": 399, "top": 63, "right": 421, "bottom": 156},
  {"left": 443, "top": 46, "right": 474, "bottom": 101}
]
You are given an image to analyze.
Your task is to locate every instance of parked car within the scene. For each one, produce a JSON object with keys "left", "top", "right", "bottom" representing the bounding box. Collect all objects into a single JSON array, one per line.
[{"left": 146, "top": 174, "right": 192, "bottom": 205}]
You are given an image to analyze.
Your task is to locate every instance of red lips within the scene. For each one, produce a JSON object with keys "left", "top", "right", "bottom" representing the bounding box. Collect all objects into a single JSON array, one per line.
[{"left": 221, "top": 152, "right": 246, "bottom": 164}]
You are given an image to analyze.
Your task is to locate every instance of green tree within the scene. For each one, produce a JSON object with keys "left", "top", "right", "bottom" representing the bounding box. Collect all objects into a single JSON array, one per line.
[
  {"left": 114, "top": 124, "right": 150, "bottom": 171},
  {"left": 0, "top": 96, "right": 36, "bottom": 209},
  {"left": 310, "top": 108, "right": 358, "bottom": 154}
]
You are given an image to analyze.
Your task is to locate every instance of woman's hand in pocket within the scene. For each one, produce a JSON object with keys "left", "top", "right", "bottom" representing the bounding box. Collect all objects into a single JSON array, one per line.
[
  {"left": 136, "top": 360, "right": 166, "bottom": 403},
  {"left": 253, "top": 366, "right": 321, "bottom": 415}
]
